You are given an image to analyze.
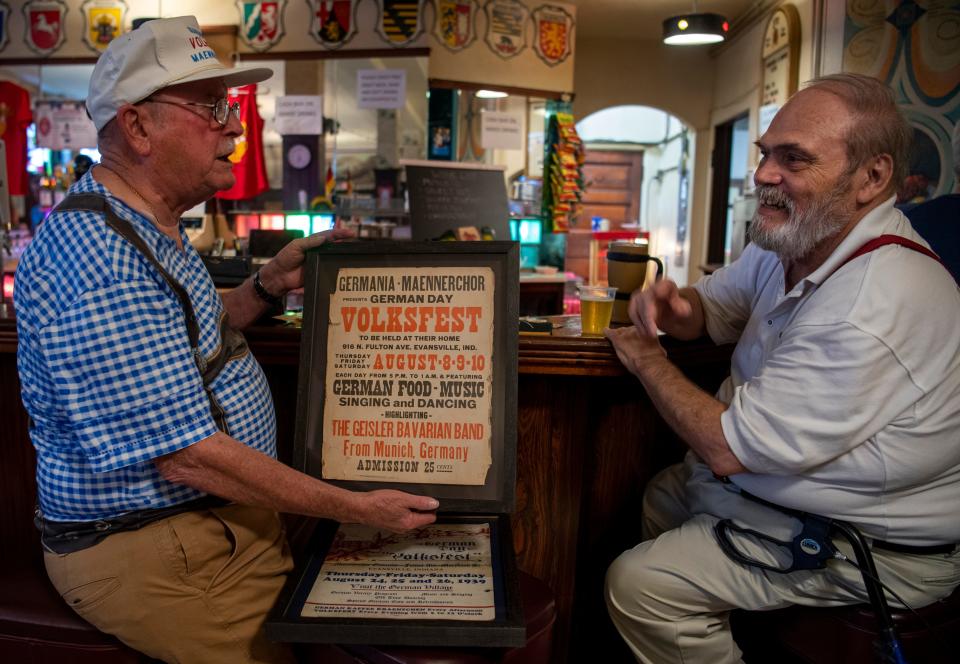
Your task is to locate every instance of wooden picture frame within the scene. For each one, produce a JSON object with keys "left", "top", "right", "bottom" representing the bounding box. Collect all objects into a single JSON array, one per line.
[
  {"left": 290, "top": 240, "right": 519, "bottom": 513},
  {"left": 267, "top": 240, "right": 524, "bottom": 646},
  {"left": 265, "top": 514, "right": 525, "bottom": 646}
]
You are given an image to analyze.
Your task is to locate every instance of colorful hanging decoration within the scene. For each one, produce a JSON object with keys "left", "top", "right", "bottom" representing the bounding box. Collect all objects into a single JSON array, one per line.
[
  {"left": 541, "top": 111, "right": 583, "bottom": 233},
  {"left": 23, "top": 0, "right": 67, "bottom": 56},
  {"left": 376, "top": 0, "right": 426, "bottom": 47},
  {"left": 236, "top": 0, "right": 287, "bottom": 52},
  {"left": 308, "top": 0, "right": 358, "bottom": 49},
  {"left": 81, "top": 0, "right": 126, "bottom": 54}
]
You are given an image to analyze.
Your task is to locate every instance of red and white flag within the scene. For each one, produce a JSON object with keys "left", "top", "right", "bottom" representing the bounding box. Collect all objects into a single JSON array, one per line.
[{"left": 217, "top": 84, "right": 269, "bottom": 201}]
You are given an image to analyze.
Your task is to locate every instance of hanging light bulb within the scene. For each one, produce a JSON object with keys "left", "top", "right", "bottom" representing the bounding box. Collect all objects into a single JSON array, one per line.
[{"left": 662, "top": 2, "right": 729, "bottom": 46}]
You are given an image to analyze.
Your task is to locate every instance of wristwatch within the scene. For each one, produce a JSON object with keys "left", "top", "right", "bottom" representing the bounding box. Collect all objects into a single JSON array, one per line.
[{"left": 253, "top": 270, "right": 283, "bottom": 306}]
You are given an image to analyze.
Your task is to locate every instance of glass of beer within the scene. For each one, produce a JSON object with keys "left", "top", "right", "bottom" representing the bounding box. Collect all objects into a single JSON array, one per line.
[{"left": 578, "top": 285, "right": 617, "bottom": 336}]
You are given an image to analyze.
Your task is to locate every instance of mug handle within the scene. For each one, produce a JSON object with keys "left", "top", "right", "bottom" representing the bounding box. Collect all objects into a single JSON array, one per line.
[
  {"left": 649, "top": 256, "right": 663, "bottom": 281},
  {"left": 605, "top": 252, "right": 664, "bottom": 281}
]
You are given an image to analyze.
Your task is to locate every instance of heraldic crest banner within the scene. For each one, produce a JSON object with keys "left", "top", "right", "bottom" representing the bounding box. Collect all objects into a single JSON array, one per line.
[
  {"left": 81, "top": 0, "right": 126, "bottom": 54},
  {"left": 376, "top": 0, "right": 426, "bottom": 47},
  {"left": 483, "top": 0, "right": 527, "bottom": 60},
  {"left": 309, "top": 0, "right": 359, "bottom": 49},
  {"left": 434, "top": 0, "right": 476, "bottom": 52},
  {"left": 0, "top": 1, "right": 11, "bottom": 53},
  {"left": 24, "top": 0, "right": 68, "bottom": 56},
  {"left": 237, "top": 0, "right": 286, "bottom": 52},
  {"left": 532, "top": 4, "right": 573, "bottom": 66}
]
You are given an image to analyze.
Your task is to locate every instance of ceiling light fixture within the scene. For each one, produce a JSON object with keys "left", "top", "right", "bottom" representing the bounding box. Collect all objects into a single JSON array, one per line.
[
  {"left": 476, "top": 89, "right": 508, "bottom": 99},
  {"left": 662, "top": 2, "right": 729, "bottom": 46}
]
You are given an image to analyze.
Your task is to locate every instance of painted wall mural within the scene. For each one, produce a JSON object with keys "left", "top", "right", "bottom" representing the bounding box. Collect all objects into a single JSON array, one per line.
[{"left": 844, "top": 0, "right": 960, "bottom": 198}]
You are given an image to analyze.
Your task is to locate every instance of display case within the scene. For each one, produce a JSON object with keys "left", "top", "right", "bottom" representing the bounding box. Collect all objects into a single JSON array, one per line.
[{"left": 265, "top": 241, "right": 525, "bottom": 647}]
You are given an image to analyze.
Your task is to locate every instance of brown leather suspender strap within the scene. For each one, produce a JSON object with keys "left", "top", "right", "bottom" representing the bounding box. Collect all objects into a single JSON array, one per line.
[{"left": 53, "top": 193, "right": 245, "bottom": 433}]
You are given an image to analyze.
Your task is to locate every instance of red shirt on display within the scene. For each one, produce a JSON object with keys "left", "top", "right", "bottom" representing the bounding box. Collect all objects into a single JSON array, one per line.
[
  {"left": 216, "top": 84, "right": 269, "bottom": 201},
  {"left": 0, "top": 82, "right": 33, "bottom": 196}
]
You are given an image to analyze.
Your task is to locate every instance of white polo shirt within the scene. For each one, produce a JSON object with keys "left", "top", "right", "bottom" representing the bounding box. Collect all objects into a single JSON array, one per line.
[{"left": 694, "top": 196, "right": 960, "bottom": 545}]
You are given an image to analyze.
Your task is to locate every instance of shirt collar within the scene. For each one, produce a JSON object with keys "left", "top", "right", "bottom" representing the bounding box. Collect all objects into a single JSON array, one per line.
[
  {"left": 799, "top": 195, "right": 898, "bottom": 288},
  {"left": 80, "top": 168, "right": 184, "bottom": 246}
]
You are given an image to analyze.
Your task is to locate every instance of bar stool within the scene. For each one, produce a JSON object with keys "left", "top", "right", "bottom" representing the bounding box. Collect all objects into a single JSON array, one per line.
[
  {"left": 0, "top": 561, "right": 148, "bottom": 663},
  {"left": 732, "top": 584, "right": 960, "bottom": 663},
  {"left": 296, "top": 570, "right": 557, "bottom": 664}
]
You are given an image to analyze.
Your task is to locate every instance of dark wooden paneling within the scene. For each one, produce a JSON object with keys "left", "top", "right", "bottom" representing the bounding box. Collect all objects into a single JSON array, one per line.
[
  {"left": 512, "top": 375, "right": 587, "bottom": 653},
  {"left": 581, "top": 189, "right": 634, "bottom": 205},
  {"left": 580, "top": 204, "right": 630, "bottom": 223},
  {"left": 582, "top": 165, "right": 633, "bottom": 190},
  {"left": 567, "top": 149, "right": 644, "bottom": 280},
  {"left": 0, "top": 342, "right": 37, "bottom": 569}
]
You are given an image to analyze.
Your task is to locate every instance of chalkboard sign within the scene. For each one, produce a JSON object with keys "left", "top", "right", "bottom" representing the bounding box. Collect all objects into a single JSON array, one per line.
[{"left": 404, "top": 160, "right": 510, "bottom": 241}]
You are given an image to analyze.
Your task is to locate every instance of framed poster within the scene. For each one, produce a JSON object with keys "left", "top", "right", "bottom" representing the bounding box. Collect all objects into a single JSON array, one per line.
[
  {"left": 269, "top": 241, "right": 523, "bottom": 646},
  {"left": 292, "top": 241, "right": 519, "bottom": 513},
  {"left": 266, "top": 515, "right": 525, "bottom": 646}
]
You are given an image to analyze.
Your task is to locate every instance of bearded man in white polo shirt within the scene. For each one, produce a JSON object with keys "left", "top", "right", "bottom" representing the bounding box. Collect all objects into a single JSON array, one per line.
[{"left": 603, "top": 73, "right": 960, "bottom": 663}]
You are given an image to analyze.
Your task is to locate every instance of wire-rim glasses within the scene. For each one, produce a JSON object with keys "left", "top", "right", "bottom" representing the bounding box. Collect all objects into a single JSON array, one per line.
[{"left": 146, "top": 97, "right": 240, "bottom": 127}]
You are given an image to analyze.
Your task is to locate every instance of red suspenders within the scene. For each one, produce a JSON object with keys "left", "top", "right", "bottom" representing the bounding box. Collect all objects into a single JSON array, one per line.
[{"left": 836, "top": 234, "right": 944, "bottom": 272}]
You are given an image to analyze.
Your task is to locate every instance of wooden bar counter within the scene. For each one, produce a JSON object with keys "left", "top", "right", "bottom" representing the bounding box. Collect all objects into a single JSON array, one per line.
[{"left": 0, "top": 306, "right": 732, "bottom": 662}]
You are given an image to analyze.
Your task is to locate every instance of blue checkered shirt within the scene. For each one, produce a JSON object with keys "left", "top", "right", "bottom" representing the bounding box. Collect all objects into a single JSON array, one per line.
[{"left": 15, "top": 173, "right": 277, "bottom": 522}]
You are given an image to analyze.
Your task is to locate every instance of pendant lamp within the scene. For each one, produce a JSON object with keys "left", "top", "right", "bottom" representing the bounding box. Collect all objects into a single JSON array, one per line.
[{"left": 662, "top": 2, "right": 729, "bottom": 45}]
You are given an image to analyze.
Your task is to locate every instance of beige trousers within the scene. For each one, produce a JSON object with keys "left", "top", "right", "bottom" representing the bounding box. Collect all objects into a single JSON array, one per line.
[
  {"left": 605, "top": 453, "right": 960, "bottom": 664},
  {"left": 44, "top": 504, "right": 296, "bottom": 664}
]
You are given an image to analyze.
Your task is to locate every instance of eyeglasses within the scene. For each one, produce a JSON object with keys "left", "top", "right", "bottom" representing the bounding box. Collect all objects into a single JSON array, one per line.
[{"left": 146, "top": 97, "right": 240, "bottom": 127}]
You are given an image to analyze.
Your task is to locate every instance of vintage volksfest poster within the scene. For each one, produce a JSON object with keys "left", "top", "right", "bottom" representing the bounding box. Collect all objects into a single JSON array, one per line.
[
  {"left": 301, "top": 523, "right": 495, "bottom": 620},
  {"left": 322, "top": 266, "right": 495, "bottom": 485}
]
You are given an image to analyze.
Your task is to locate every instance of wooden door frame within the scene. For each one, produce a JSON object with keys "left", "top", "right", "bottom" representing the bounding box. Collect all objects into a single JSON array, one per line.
[{"left": 707, "top": 118, "right": 739, "bottom": 266}]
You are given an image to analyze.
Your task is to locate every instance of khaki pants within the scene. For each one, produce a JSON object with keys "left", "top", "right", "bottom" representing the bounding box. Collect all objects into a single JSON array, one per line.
[
  {"left": 605, "top": 453, "right": 960, "bottom": 664},
  {"left": 44, "top": 504, "right": 296, "bottom": 664}
]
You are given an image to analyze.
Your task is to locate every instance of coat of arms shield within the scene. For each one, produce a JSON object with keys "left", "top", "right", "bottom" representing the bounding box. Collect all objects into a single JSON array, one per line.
[
  {"left": 0, "top": 1, "right": 11, "bottom": 53},
  {"left": 483, "top": 0, "right": 527, "bottom": 60},
  {"left": 309, "top": 0, "right": 358, "bottom": 48},
  {"left": 237, "top": 0, "right": 286, "bottom": 52},
  {"left": 532, "top": 4, "right": 574, "bottom": 66},
  {"left": 24, "top": 0, "right": 68, "bottom": 56},
  {"left": 375, "top": 0, "right": 425, "bottom": 47},
  {"left": 435, "top": 0, "right": 475, "bottom": 52},
  {"left": 81, "top": 0, "right": 126, "bottom": 54}
]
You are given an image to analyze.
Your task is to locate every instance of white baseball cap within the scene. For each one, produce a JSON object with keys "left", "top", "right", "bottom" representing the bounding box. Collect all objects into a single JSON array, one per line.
[{"left": 86, "top": 16, "right": 272, "bottom": 131}]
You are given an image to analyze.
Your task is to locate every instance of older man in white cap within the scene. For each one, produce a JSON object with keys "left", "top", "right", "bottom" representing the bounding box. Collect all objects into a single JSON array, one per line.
[{"left": 15, "top": 16, "right": 438, "bottom": 664}]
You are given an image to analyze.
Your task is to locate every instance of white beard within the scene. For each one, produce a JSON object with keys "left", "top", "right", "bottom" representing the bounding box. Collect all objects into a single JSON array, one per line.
[{"left": 750, "top": 181, "right": 854, "bottom": 261}]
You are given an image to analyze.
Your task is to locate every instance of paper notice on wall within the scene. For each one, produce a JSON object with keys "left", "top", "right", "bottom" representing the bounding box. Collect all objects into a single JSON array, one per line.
[
  {"left": 275, "top": 95, "right": 324, "bottom": 135},
  {"left": 357, "top": 69, "right": 406, "bottom": 109},
  {"left": 759, "top": 103, "right": 780, "bottom": 136},
  {"left": 480, "top": 111, "right": 523, "bottom": 150},
  {"left": 34, "top": 102, "right": 98, "bottom": 150}
]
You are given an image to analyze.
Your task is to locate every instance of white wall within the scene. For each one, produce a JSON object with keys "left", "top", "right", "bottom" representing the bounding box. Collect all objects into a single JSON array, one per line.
[{"left": 573, "top": 0, "right": 833, "bottom": 284}]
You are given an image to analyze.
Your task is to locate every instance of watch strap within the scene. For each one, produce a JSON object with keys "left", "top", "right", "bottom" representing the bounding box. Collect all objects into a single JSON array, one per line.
[{"left": 253, "top": 270, "right": 283, "bottom": 306}]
